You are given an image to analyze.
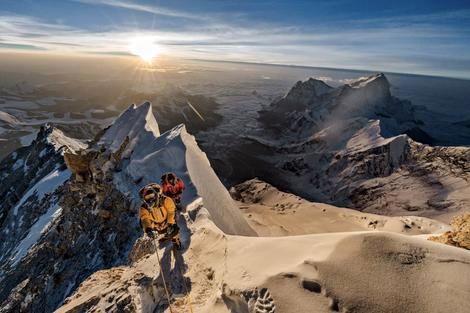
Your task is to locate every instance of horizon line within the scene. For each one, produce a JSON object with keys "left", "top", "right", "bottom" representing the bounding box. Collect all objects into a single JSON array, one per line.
[{"left": 1, "top": 49, "right": 469, "bottom": 81}]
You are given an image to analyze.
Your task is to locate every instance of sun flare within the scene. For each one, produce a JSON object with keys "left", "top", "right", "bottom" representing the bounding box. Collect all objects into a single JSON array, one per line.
[{"left": 129, "top": 37, "right": 160, "bottom": 63}]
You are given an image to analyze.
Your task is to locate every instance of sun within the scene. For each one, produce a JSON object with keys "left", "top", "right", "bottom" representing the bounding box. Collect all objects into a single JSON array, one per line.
[{"left": 129, "top": 37, "right": 160, "bottom": 63}]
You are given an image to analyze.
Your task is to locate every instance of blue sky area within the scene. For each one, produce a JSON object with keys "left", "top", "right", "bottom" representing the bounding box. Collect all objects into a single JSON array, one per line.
[{"left": 1, "top": 0, "right": 470, "bottom": 78}]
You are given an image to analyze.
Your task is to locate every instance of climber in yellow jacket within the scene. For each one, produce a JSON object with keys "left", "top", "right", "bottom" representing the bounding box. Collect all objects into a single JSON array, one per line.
[{"left": 139, "top": 183, "right": 181, "bottom": 249}]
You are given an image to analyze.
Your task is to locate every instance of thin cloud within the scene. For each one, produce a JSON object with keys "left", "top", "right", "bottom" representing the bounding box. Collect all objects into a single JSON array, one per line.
[
  {"left": 72, "top": 0, "right": 205, "bottom": 20},
  {"left": 0, "top": 42, "right": 46, "bottom": 50}
]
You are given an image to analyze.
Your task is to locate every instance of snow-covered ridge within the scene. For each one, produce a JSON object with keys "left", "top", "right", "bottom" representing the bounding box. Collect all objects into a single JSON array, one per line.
[
  {"left": 98, "top": 101, "right": 160, "bottom": 152},
  {"left": 349, "top": 72, "right": 389, "bottom": 89},
  {"left": 1, "top": 101, "right": 253, "bottom": 312},
  {"left": 345, "top": 120, "right": 409, "bottom": 166},
  {"left": 109, "top": 102, "right": 256, "bottom": 236}
]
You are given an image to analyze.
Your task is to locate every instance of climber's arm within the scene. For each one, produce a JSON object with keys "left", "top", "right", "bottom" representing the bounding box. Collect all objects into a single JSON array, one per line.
[
  {"left": 164, "top": 197, "right": 176, "bottom": 225},
  {"left": 139, "top": 207, "right": 153, "bottom": 231}
]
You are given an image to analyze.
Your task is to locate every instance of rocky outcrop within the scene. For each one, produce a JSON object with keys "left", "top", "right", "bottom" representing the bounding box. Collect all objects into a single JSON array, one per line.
[
  {"left": 0, "top": 125, "right": 83, "bottom": 226},
  {"left": 0, "top": 129, "right": 138, "bottom": 312},
  {"left": 429, "top": 213, "right": 470, "bottom": 250},
  {"left": 64, "top": 135, "right": 129, "bottom": 184},
  {"left": 0, "top": 117, "right": 141, "bottom": 312},
  {"left": 63, "top": 150, "right": 94, "bottom": 182},
  {"left": 258, "top": 77, "right": 333, "bottom": 132}
]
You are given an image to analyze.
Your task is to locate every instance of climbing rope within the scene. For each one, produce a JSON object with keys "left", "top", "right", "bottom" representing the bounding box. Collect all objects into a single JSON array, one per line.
[
  {"left": 153, "top": 236, "right": 195, "bottom": 313},
  {"left": 152, "top": 239, "right": 175, "bottom": 313}
]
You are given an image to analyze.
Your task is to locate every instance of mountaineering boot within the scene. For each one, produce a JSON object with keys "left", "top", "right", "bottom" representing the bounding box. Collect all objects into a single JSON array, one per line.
[{"left": 166, "top": 223, "right": 179, "bottom": 238}]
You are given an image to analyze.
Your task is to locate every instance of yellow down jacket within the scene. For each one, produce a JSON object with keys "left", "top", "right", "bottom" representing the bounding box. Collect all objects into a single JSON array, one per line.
[{"left": 139, "top": 196, "right": 176, "bottom": 232}]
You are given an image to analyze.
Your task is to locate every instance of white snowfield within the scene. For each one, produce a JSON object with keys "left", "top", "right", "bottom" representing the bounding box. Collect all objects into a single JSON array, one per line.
[
  {"left": 345, "top": 120, "right": 408, "bottom": 166},
  {"left": 12, "top": 169, "right": 70, "bottom": 216},
  {"left": 45, "top": 127, "right": 87, "bottom": 153},
  {"left": 233, "top": 179, "right": 450, "bottom": 237},
  {"left": 104, "top": 102, "right": 256, "bottom": 236}
]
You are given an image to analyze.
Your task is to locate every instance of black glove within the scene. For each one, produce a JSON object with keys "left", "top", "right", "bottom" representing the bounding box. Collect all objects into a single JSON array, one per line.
[
  {"left": 146, "top": 229, "right": 156, "bottom": 239},
  {"left": 166, "top": 224, "right": 179, "bottom": 238}
]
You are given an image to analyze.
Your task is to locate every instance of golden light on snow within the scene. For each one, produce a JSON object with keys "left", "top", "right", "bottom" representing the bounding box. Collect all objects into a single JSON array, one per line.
[{"left": 129, "top": 37, "right": 161, "bottom": 63}]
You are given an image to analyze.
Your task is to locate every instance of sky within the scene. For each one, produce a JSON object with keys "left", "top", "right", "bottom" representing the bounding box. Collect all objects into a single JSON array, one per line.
[{"left": 1, "top": 0, "right": 470, "bottom": 78}]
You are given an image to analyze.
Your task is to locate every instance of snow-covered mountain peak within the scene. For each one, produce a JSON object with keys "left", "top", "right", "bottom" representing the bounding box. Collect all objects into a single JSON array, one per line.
[
  {"left": 338, "top": 73, "right": 392, "bottom": 110},
  {"left": 284, "top": 77, "right": 333, "bottom": 103},
  {"left": 35, "top": 124, "right": 86, "bottom": 154},
  {"left": 348, "top": 72, "right": 389, "bottom": 89},
  {"left": 98, "top": 101, "right": 160, "bottom": 152},
  {"left": 30, "top": 124, "right": 84, "bottom": 153}
]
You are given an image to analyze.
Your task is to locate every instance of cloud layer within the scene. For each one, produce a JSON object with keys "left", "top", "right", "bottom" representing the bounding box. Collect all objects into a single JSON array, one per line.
[{"left": 1, "top": 0, "right": 469, "bottom": 78}]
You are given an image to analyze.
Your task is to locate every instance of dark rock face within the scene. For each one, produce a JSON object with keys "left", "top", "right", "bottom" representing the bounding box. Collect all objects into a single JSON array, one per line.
[
  {"left": 403, "top": 127, "right": 435, "bottom": 145},
  {"left": 258, "top": 78, "right": 333, "bottom": 132},
  {"left": 0, "top": 129, "right": 139, "bottom": 313}
]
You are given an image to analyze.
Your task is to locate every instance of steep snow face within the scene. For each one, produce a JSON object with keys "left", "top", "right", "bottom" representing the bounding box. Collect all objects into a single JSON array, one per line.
[
  {"left": 9, "top": 203, "right": 62, "bottom": 267},
  {"left": 345, "top": 120, "right": 408, "bottom": 166},
  {"left": 109, "top": 103, "right": 255, "bottom": 236},
  {"left": 0, "top": 125, "right": 83, "bottom": 271},
  {"left": 0, "top": 125, "right": 83, "bottom": 247},
  {"left": 0, "top": 125, "right": 139, "bottom": 312},
  {"left": 11, "top": 169, "right": 70, "bottom": 216},
  {"left": 99, "top": 101, "right": 160, "bottom": 152}
]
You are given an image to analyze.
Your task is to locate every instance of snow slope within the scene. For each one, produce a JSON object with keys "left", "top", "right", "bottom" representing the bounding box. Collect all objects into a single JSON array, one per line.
[
  {"left": 232, "top": 179, "right": 449, "bottom": 236},
  {"left": 9, "top": 203, "right": 62, "bottom": 267},
  {"left": 58, "top": 198, "right": 470, "bottom": 313},
  {"left": 12, "top": 169, "right": 70, "bottom": 216},
  {"left": 0, "top": 125, "right": 84, "bottom": 270}
]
